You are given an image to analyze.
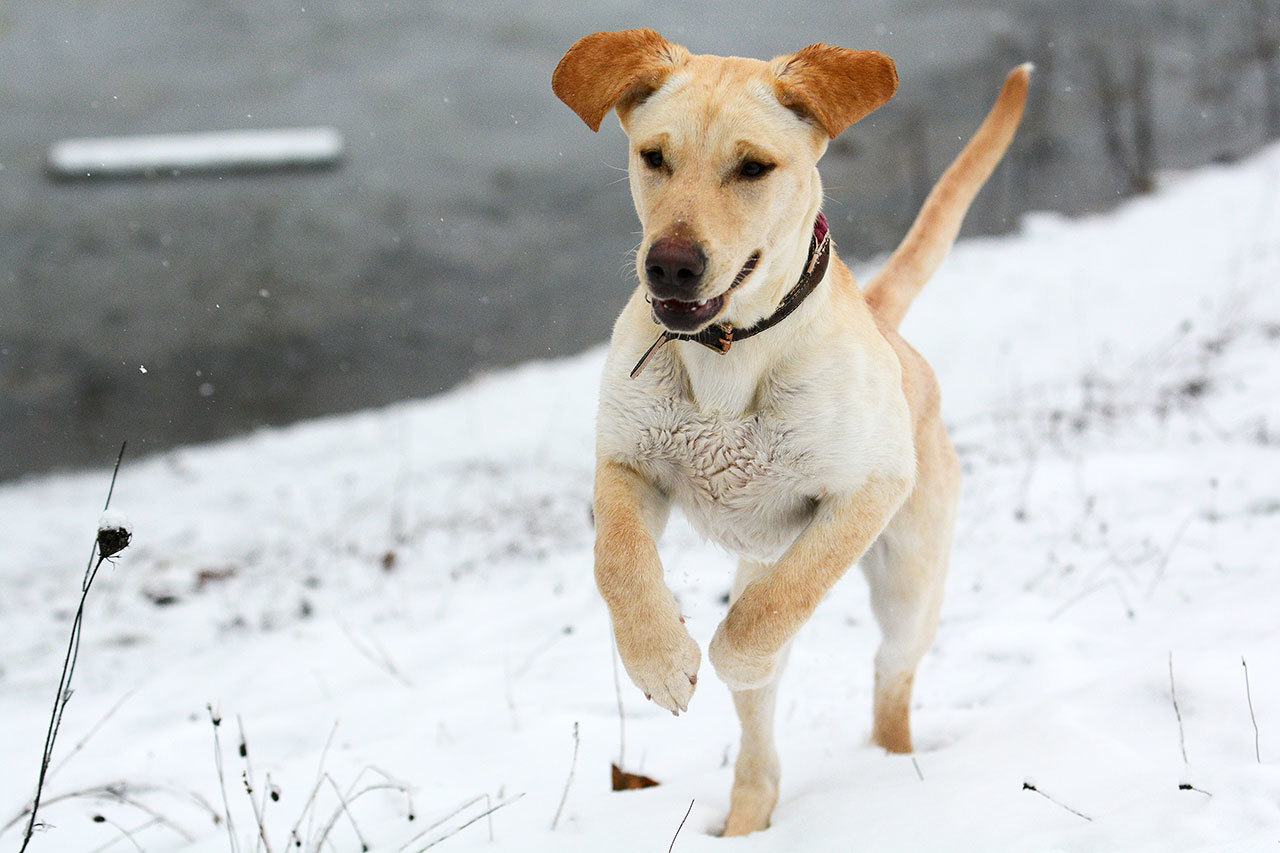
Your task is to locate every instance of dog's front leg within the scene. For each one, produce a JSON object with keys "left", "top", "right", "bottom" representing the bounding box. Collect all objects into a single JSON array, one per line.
[
  {"left": 709, "top": 476, "right": 910, "bottom": 691},
  {"left": 594, "top": 459, "right": 700, "bottom": 715}
]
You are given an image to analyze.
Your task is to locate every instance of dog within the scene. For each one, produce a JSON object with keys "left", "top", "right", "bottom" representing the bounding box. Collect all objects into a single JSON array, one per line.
[{"left": 553, "top": 29, "right": 1028, "bottom": 836}]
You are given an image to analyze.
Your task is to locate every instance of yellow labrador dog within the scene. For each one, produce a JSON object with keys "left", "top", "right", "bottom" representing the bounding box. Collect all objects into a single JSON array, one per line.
[{"left": 553, "top": 29, "right": 1028, "bottom": 835}]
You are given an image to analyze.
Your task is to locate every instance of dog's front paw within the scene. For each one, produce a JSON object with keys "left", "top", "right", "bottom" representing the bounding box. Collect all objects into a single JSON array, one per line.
[
  {"left": 616, "top": 619, "right": 701, "bottom": 715},
  {"left": 709, "top": 623, "right": 778, "bottom": 691}
]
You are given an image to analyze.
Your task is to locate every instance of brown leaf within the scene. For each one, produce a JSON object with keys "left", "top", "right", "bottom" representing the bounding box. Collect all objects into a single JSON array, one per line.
[{"left": 611, "top": 763, "right": 660, "bottom": 791}]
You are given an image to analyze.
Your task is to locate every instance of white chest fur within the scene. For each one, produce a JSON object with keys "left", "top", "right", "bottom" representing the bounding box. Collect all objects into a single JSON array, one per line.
[{"left": 598, "top": 333, "right": 912, "bottom": 564}]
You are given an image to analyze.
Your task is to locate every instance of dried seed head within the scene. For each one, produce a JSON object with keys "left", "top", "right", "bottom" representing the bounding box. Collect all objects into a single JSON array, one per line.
[{"left": 97, "top": 511, "right": 132, "bottom": 559}]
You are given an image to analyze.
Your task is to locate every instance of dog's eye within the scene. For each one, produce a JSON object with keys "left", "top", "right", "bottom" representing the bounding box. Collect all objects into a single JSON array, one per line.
[
  {"left": 738, "top": 160, "right": 774, "bottom": 179},
  {"left": 640, "top": 149, "right": 665, "bottom": 170}
]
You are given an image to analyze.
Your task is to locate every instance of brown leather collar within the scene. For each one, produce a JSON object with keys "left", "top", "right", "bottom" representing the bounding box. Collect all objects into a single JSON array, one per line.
[{"left": 630, "top": 212, "right": 832, "bottom": 379}]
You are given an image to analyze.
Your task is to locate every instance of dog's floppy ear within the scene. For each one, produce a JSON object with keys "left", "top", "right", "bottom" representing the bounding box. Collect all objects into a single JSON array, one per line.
[
  {"left": 552, "top": 29, "right": 688, "bottom": 132},
  {"left": 772, "top": 45, "right": 898, "bottom": 138}
]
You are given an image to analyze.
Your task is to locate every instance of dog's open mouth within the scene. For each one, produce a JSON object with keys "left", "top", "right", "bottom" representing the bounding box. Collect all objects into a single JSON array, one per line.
[{"left": 651, "top": 251, "right": 760, "bottom": 332}]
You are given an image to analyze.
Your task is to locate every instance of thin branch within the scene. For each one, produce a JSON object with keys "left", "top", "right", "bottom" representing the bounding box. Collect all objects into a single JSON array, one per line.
[
  {"left": 290, "top": 720, "right": 338, "bottom": 850},
  {"left": 1022, "top": 781, "right": 1092, "bottom": 822},
  {"left": 1243, "top": 656, "right": 1262, "bottom": 763},
  {"left": 47, "top": 683, "right": 143, "bottom": 782},
  {"left": 396, "top": 796, "right": 487, "bottom": 852},
  {"left": 18, "top": 442, "right": 127, "bottom": 853},
  {"left": 94, "top": 815, "right": 145, "bottom": 852},
  {"left": 320, "top": 773, "right": 369, "bottom": 852},
  {"left": 3, "top": 783, "right": 218, "bottom": 837},
  {"left": 236, "top": 715, "right": 273, "bottom": 853},
  {"left": 668, "top": 799, "right": 695, "bottom": 852},
  {"left": 86, "top": 816, "right": 159, "bottom": 853},
  {"left": 207, "top": 705, "right": 241, "bottom": 853},
  {"left": 409, "top": 794, "right": 523, "bottom": 852},
  {"left": 1168, "top": 652, "right": 1189, "bottom": 765},
  {"left": 313, "top": 781, "right": 411, "bottom": 851},
  {"left": 550, "top": 722, "right": 580, "bottom": 831}
]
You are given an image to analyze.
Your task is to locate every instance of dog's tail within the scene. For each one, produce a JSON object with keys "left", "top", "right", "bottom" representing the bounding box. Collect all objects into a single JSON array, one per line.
[{"left": 864, "top": 64, "right": 1032, "bottom": 330}]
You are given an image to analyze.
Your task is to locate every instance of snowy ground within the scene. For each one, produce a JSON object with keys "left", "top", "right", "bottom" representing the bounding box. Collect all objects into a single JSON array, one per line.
[{"left": 2, "top": 144, "right": 1279, "bottom": 853}]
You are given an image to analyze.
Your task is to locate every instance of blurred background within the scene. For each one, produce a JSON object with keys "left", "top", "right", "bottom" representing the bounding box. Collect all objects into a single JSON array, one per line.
[{"left": 2, "top": 0, "right": 1277, "bottom": 481}]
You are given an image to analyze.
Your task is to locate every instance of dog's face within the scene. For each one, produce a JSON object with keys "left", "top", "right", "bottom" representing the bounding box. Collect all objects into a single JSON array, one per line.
[{"left": 554, "top": 30, "right": 897, "bottom": 332}]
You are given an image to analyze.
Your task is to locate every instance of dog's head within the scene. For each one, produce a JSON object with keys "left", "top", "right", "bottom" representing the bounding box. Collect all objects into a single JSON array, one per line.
[{"left": 553, "top": 29, "right": 896, "bottom": 332}]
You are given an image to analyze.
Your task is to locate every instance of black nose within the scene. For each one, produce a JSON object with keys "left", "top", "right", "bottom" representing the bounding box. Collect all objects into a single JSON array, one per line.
[{"left": 645, "top": 237, "right": 706, "bottom": 297}]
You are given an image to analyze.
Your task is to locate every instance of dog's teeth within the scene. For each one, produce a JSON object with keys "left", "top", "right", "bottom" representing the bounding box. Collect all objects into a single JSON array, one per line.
[{"left": 696, "top": 299, "right": 707, "bottom": 307}]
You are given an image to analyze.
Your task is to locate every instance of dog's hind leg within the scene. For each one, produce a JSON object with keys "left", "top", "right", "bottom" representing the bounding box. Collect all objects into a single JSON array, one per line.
[
  {"left": 722, "top": 559, "right": 791, "bottom": 837},
  {"left": 861, "top": 421, "right": 959, "bottom": 753}
]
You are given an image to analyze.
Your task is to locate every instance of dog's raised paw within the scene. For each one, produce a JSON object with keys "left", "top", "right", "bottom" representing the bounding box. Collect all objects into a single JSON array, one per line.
[{"left": 617, "top": 622, "right": 701, "bottom": 714}]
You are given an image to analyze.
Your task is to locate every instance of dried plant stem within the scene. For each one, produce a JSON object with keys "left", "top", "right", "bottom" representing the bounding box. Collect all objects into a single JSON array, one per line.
[
  {"left": 47, "top": 684, "right": 143, "bottom": 782},
  {"left": 550, "top": 722, "right": 580, "bottom": 830},
  {"left": 97, "top": 815, "right": 145, "bottom": 852},
  {"left": 320, "top": 774, "right": 368, "bottom": 852},
  {"left": 409, "top": 794, "right": 524, "bottom": 852},
  {"left": 236, "top": 714, "right": 273, "bottom": 853},
  {"left": 668, "top": 799, "right": 695, "bottom": 852},
  {"left": 86, "top": 817, "right": 159, "bottom": 853},
  {"left": 1168, "top": 652, "right": 1189, "bottom": 765},
  {"left": 18, "top": 442, "right": 126, "bottom": 853},
  {"left": 396, "top": 796, "right": 486, "bottom": 852},
  {"left": 1022, "top": 781, "right": 1092, "bottom": 822},
  {"left": 1242, "top": 656, "right": 1261, "bottom": 763},
  {"left": 207, "top": 706, "right": 241, "bottom": 853},
  {"left": 294, "top": 720, "right": 340, "bottom": 849}
]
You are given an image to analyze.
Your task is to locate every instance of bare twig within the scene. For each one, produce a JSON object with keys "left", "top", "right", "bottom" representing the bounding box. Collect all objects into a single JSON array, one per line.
[
  {"left": 86, "top": 817, "right": 159, "bottom": 853},
  {"left": 290, "top": 721, "right": 338, "bottom": 850},
  {"left": 1243, "top": 656, "right": 1262, "bottom": 763},
  {"left": 550, "top": 722, "right": 580, "bottom": 831},
  {"left": 47, "top": 684, "right": 143, "bottom": 782},
  {"left": 207, "top": 705, "right": 241, "bottom": 853},
  {"left": 1022, "top": 781, "right": 1092, "bottom": 822},
  {"left": 668, "top": 799, "right": 695, "bottom": 852},
  {"left": 1178, "top": 782, "right": 1213, "bottom": 797},
  {"left": 18, "top": 441, "right": 128, "bottom": 853},
  {"left": 1168, "top": 652, "right": 1189, "bottom": 765},
  {"left": 236, "top": 715, "right": 272, "bottom": 853},
  {"left": 93, "top": 815, "right": 145, "bottom": 853},
  {"left": 910, "top": 756, "right": 924, "bottom": 782},
  {"left": 313, "top": 781, "right": 412, "bottom": 850},
  {"left": 320, "top": 774, "right": 369, "bottom": 852},
  {"left": 1144, "top": 515, "right": 1194, "bottom": 598},
  {"left": 397, "top": 796, "right": 486, "bottom": 852},
  {"left": 409, "top": 794, "right": 524, "bottom": 852},
  {"left": 3, "top": 783, "right": 218, "bottom": 838},
  {"left": 337, "top": 620, "right": 413, "bottom": 688}
]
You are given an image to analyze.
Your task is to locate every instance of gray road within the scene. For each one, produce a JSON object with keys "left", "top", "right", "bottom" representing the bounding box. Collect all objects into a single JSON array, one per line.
[{"left": 2, "top": 0, "right": 1276, "bottom": 480}]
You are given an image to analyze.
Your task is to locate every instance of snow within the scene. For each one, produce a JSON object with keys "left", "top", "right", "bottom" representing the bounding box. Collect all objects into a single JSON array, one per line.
[
  {"left": 97, "top": 510, "right": 131, "bottom": 536},
  {"left": 2, "top": 144, "right": 1280, "bottom": 852}
]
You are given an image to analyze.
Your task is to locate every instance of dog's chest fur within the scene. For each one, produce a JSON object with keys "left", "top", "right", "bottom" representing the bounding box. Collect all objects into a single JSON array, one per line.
[{"left": 599, "top": 345, "right": 885, "bottom": 563}]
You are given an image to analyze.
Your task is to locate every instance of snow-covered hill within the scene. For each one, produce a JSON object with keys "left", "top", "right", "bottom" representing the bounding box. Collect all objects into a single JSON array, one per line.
[{"left": 2, "top": 144, "right": 1279, "bottom": 852}]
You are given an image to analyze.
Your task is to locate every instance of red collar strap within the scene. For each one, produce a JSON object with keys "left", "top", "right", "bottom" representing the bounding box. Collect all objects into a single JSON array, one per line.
[{"left": 630, "top": 212, "right": 832, "bottom": 379}]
